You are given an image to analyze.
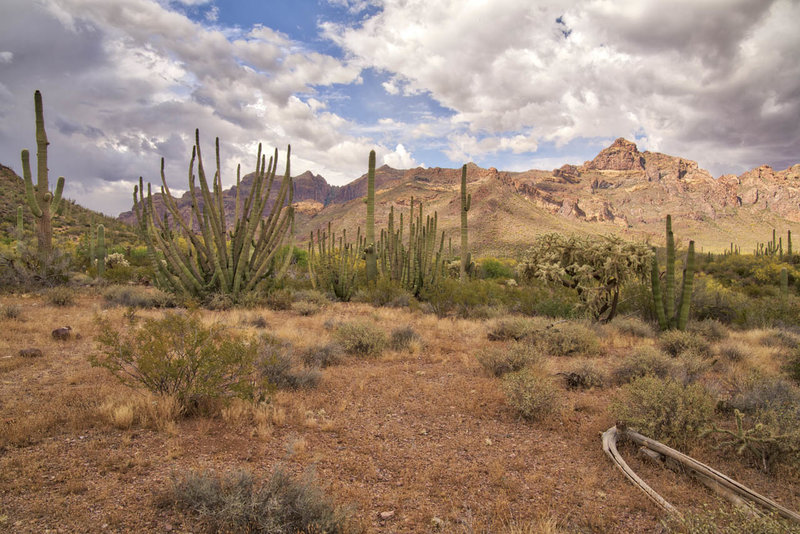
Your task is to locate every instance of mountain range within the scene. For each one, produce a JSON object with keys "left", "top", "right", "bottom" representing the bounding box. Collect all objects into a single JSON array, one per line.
[{"left": 117, "top": 138, "right": 800, "bottom": 256}]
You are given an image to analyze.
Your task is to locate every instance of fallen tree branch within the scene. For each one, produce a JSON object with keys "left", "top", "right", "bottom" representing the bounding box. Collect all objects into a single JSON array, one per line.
[{"left": 602, "top": 425, "right": 800, "bottom": 525}]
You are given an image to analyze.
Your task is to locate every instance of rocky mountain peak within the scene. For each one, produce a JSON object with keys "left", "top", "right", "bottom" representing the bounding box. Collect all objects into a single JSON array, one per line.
[{"left": 583, "top": 137, "right": 645, "bottom": 171}]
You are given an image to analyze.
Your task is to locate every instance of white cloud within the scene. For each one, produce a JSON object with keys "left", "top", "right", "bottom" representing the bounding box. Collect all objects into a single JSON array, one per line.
[
  {"left": 0, "top": 51, "right": 12, "bottom": 63},
  {"left": 323, "top": 0, "right": 800, "bottom": 175},
  {"left": 382, "top": 144, "right": 423, "bottom": 169}
]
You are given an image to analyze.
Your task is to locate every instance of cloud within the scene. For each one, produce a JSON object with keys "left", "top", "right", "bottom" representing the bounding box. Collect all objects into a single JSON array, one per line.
[
  {"left": 382, "top": 144, "right": 423, "bottom": 169},
  {"left": 0, "top": 0, "right": 373, "bottom": 214},
  {"left": 323, "top": 0, "right": 800, "bottom": 176}
]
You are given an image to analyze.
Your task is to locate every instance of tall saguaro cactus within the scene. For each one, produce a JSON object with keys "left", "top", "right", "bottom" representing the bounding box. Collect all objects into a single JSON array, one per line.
[
  {"left": 134, "top": 130, "right": 294, "bottom": 301},
  {"left": 96, "top": 224, "right": 107, "bottom": 277},
  {"left": 460, "top": 164, "right": 471, "bottom": 281},
  {"left": 20, "top": 91, "right": 65, "bottom": 263},
  {"left": 651, "top": 215, "right": 696, "bottom": 330},
  {"left": 365, "top": 150, "right": 378, "bottom": 283}
]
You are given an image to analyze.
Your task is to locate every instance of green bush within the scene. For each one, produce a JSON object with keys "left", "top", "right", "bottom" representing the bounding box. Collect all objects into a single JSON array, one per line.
[
  {"left": 333, "top": 321, "right": 387, "bottom": 357},
  {"left": 611, "top": 316, "right": 655, "bottom": 338},
  {"left": 560, "top": 360, "right": 605, "bottom": 390},
  {"left": 301, "top": 343, "right": 343, "bottom": 368},
  {"left": 487, "top": 317, "right": 544, "bottom": 341},
  {"left": 257, "top": 336, "right": 320, "bottom": 390},
  {"left": 534, "top": 321, "right": 602, "bottom": 357},
  {"left": 658, "top": 330, "right": 712, "bottom": 358},
  {"left": 389, "top": 326, "right": 422, "bottom": 352},
  {"left": 476, "top": 342, "right": 540, "bottom": 378},
  {"left": 92, "top": 311, "right": 264, "bottom": 409},
  {"left": 167, "top": 467, "right": 358, "bottom": 534},
  {"left": 354, "top": 278, "right": 413, "bottom": 308},
  {"left": 513, "top": 281, "right": 579, "bottom": 318},
  {"left": 687, "top": 319, "right": 728, "bottom": 342},
  {"left": 502, "top": 369, "right": 561, "bottom": 421},
  {"left": 613, "top": 346, "right": 674, "bottom": 384},
  {"left": 103, "top": 285, "right": 175, "bottom": 308},
  {"left": 45, "top": 286, "right": 75, "bottom": 306},
  {"left": 611, "top": 376, "right": 714, "bottom": 448},
  {"left": 478, "top": 257, "right": 515, "bottom": 279}
]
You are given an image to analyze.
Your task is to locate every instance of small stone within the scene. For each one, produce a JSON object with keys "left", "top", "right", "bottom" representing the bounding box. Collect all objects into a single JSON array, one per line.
[
  {"left": 164, "top": 524, "right": 173, "bottom": 531},
  {"left": 18, "top": 348, "right": 43, "bottom": 358},
  {"left": 379, "top": 511, "right": 395, "bottom": 520},
  {"left": 431, "top": 517, "right": 444, "bottom": 529}
]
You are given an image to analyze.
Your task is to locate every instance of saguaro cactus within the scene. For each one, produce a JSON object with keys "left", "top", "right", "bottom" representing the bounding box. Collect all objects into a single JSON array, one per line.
[
  {"left": 365, "top": 150, "right": 378, "bottom": 283},
  {"left": 20, "top": 90, "right": 65, "bottom": 263},
  {"left": 460, "top": 164, "right": 471, "bottom": 281},
  {"left": 651, "top": 215, "right": 696, "bottom": 330}
]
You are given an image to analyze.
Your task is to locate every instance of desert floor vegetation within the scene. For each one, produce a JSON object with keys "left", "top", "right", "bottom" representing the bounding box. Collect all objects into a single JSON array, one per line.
[{"left": 1, "top": 290, "right": 800, "bottom": 533}]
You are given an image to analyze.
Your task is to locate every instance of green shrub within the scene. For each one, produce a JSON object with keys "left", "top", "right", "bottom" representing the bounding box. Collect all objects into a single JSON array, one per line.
[
  {"left": 534, "top": 322, "right": 601, "bottom": 357},
  {"left": 257, "top": 337, "right": 320, "bottom": 390},
  {"left": 418, "top": 278, "right": 510, "bottom": 318},
  {"left": 292, "top": 301, "right": 321, "bottom": 316},
  {"left": 354, "top": 278, "right": 412, "bottom": 307},
  {"left": 613, "top": 346, "right": 674, "bottom": 384},
  {"left": 560, "top": 360, "right": 605, "bottom": 390},
  {"left": 687, "top": 319, "right": 728, "bottom": 342},
  {"left": 92, "top": 311, "right": 264, "bottom": 409},
  {"left": 487, "top": 317, "right": 544, "bottom": 341},
  {"left": 478, "top": 257, "right": 515, "bottom": 279},
  {"left": 167, "top": 467, "right": 358, "bottom": 534},
  {"left": 611, "top": 316, "right": 654, "bottom": 338},
  {"left": 513, "top": 281, "right": 578, "bottom": 318},
  {"left": 333, "top": 321, "right": 387, "bottom": 357},
  {"left": 476, "top": 342, "right": 540, "bottom": 378},
  {"left": 502, "top": 369, "right": 561, "bottom": 421},
  {"left": 665, "top": 505, "right": 800, "bottom": 534},
  {"left": 103, "top": 285, "right": 175, "bottom": 308},
  {"left": 729, "top": 377, "right": 800, "bottom": 414},
  {"left": 301, "top": 343, "right": 343, "bottom": 368},
  {"left": 1, "top": 303, "right": 22, "bottom": 320},
  {"left": 389, "top": 326, "right": 422, "bottom": 352},
  {"left": 205, "top": 292, "right": 234, "bottom": 311},
  {"left": 266, "top": 288, "right": 294, "bottom": 311},
  {"left": 293, "top": 289, "right": 330, "bottom": 308},
  {"left": 611, "top": 376, "right": 714, "bottom": 448},
  {"left": 45, "top": 286, "right": 75, "bottom": 306},
  {"left": 658, "top": 330, "right": 712, "bottom": 358}
]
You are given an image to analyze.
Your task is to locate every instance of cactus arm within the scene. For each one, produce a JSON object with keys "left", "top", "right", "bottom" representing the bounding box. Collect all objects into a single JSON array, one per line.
[
  {"left": 676, "top": 241, "right": 695, "bottom": 331},
  {"left": 21, "top": 150, "right": 44, "bottom": 218},
  {"left": 50, "top": 176, "right": 65, "bottom": 216}
]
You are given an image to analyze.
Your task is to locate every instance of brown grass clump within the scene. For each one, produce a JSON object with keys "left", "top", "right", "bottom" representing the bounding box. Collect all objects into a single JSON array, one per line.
[
  {"left": 501, "top": 369, "right": 562, "bottom": 421},
  {"left": 333, "top": 321, "right": 387, "bottom": 357},
  {"left": 476, "top": 342, "right": 540, "bottom": 378},
  {"left": 659, "top": 329, "right": 712, "bottom": 358}
]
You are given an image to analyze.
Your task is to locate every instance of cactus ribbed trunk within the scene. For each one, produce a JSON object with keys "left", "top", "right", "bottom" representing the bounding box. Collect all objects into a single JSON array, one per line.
[
  {"left": 664, "top": 215, "right": 675, "bottom": 328},
  {"left": 651, "top": 215, "right": 695, "bottom": 331},
  {"left": 651, "top": 249, "right": 667, "bottom": 330},
  {"left": 365, "top": 150, "right": 377, "bottom": 283},
  {"left": 21, "top": 91, "right": 65, "bottom": 266},
  {"left": 676, "top": 240, "right": 695, "bottom": 331},
  {"left": 460, "top": 164, "right": 471, "bottom": 281},
  {"left": 97, "top": 224, "right": 106, "bottom": 277}
]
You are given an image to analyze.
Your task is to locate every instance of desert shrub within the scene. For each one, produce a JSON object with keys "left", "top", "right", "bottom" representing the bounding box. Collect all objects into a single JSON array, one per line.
[
  {"left": 301, "top": 343, "right": 343, "bottom": 368},
  {"left": 476, "top": 342, "right": 540, "bottom": 378},
  {"left": 716, "top": 341, "right": 748, "bottom": 362},
  {"left": 293, "top": 289, "right": 330, "bottom": 307},
  {"left": 513, "top": 282, "right": 579, "bottom": 318},
  {"left": 478, "top": 257, "right": 515, "bottom": 279},
  {"left": 658, "top": 330, "right": 712, "bottom": 358},
  {"left": 292, "top": 301, "right": 321, "bottom": 316},
  {"left": 333, "top": 321, "right": 387, "bottom": 357},
  {"left": 266, "top": 288, "right": 294, "bottom": 311},
  {"left": 103, "top": 285, "right": 175, "bottom": 308},
  {"left": 729, "top": 377, "right": 800, "bottom": 414},
  {"left": 687, "top": 319, "right": 728, "bottom": 342},
  {"left": 560, "top": 360, "right": 605, "bottom": 390},
  {"left": 1, "top": 303, "right": 22, "bottom": 320},
  {"left": 258, "top": 337, "right": 320, "bottom": 390},
  {"left": 92, "top": 311, "right": 264, "bottom": 410},
  {"left": 759, "top": 328, "right": 800, "bottom": 350},
  {"left": 665, "top": 505, "right": 800, "bottom": 534},
  {"left": 533, "top": 321, "right": 602, "bottom": 357},
  {"left": 205, "top": 292, "right": 234, "bottom": 311},
  {"left": 611, "top": 316, "right": 654, "bottom": 338},
  {"left": 389, "top": 326, "right": 422, "bottom": 352},
  {"left": 248, "top": 315, "right": 269, "bottom": 329},
  {"left": 611, "top": 376, "right": 714, "bottom": 448},
  {"left": 613, "top": 346, "right": 674, "bottom": 384},
  {"left": 166, "top": 467, "right": 357, "bottom": 534},
  {"left": 786, "top": 351, "right": 800, "bottom": 384},
  {"left": 487, "top": 317, "right": 544, "bottom": 341},
  {"left": 419, "top": 278, "right": 511, "bottom": 318},
  {"left": 673, "top": 350, "right": 713, "bottom": 384},
  {"left": 45, "top": 286, "right": 75, "bottom": 306},
  {"left": 354, "top": 278, "right": 412, "bottom": 308},
  {"left": 502, "top": 369, "right": 561, "bottom": 421},
  {"left": 690, "top": 274, "right": 748, "bottom": 324}
]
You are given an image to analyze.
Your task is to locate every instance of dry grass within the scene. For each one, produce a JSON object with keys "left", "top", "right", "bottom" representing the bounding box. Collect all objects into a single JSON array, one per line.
[{"left": 1, "top": 292, "right": 799, "bottom": 533}]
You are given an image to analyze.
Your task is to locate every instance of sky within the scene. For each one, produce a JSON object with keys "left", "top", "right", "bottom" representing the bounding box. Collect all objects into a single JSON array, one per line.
[{"left": 0, "top": 0, "right": 798, "bottom": 216}]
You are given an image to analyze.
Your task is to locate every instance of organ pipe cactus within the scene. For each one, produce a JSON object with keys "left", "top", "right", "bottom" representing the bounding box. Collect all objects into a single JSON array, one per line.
[
  {"left": 460, "top": 164, "right": 471, "bottom": 281},
  {"left": 307, "top": 223, "right": 363, "bottom": 301},
  {"left": 20, "top": 91, "right": 65, "bottom": 264},
  {"left": 134, "top": 130, "right": 294, "bottom": 301},
  {"left": 365, "top": 150, "right": 378, "bottom": 283},
  {"left": 651, "top": 215, "right": 696, "bottom": 330}
]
